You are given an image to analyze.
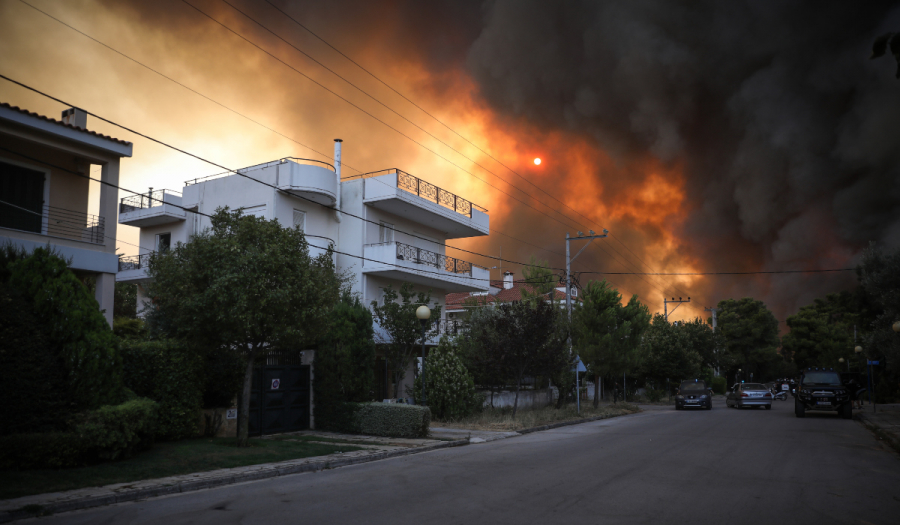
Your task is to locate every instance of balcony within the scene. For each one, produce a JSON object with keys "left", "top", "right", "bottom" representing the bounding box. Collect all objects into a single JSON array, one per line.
[
  {"left": 0, "top": 201, "right": 105, "bottom": 245},
  {"left": 117, "top": 253, "right": 151, "bottom": 282},
  {"left": 355, "top": 169, "right": 489, "bottom": 239},
  {"left": 363, "top": 241, "right": 489, "bottom": 293},
  {"left": 373, "top": 318, "right": 466, "bottom": 346},
  {"left": 119, "top": 190, "right": 185, "bottom": 227}
]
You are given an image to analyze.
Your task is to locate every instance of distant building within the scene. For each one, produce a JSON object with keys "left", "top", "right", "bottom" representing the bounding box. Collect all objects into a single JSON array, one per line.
[
  {"left": 445, "top": 270, "right": 577, "bottom": 323},
  {"left": 0, "top": 103, "right": 133, "bottom": 326}
]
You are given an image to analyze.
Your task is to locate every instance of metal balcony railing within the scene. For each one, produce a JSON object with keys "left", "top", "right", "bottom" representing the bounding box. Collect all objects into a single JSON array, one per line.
[
  {"left": 0, "top": 200, "right": 105, "bottom": 245},
  {"left": 119, "top": 189, "right": 182, "bottom": 213},
  {"left": 433, "top": 318, "right": 466, "bottom": 336},
  {"left": 347, "top": 168, "right": 487, "bottom": 217},
  {"left": 118, "top": 253, "right": 152, "bottom": 272},
  {"left": 395, "top": 242, "right": 485, "bottom": 276}
]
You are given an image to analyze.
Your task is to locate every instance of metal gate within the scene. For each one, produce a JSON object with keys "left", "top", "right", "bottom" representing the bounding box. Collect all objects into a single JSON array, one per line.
[{"left": 247, "top": 351, "right": 310, "bottom": 436}]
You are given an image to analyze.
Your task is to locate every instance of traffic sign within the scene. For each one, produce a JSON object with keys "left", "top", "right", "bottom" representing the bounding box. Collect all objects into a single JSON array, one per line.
[{"left": 867, "top": 360, "right": 880, "bottom": 366}]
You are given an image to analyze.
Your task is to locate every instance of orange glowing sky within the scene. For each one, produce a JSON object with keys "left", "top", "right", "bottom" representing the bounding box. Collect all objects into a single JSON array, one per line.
[{"left": 2, "top": 0, "right": 885, "bottom": 326}]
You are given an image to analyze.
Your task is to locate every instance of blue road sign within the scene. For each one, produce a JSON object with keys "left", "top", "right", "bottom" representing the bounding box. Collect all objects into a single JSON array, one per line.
[{"left": 867, "top": 360, "right": 880, "bottom": 365}]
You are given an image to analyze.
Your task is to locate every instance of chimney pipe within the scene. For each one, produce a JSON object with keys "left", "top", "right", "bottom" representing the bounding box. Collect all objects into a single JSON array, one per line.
[
  {"left": 61, "top": 108, "right": 87, "bottom": 129},
  {"left": 334, "top": 139, "right": 342, "bottom": 223},
  {"left": 503, "top": 271, "right": 514, "bottom": 290}
]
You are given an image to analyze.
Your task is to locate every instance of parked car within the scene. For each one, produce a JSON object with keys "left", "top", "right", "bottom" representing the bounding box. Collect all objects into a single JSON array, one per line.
[
  {"left": 674, "top": 379, "right": 712, "bottom": 410},
  {"left": 795, "top": 368, "right": 852, "bottom": 419},
  {"left": 725, "top": 382, "right": 773, "bottom": 409}
]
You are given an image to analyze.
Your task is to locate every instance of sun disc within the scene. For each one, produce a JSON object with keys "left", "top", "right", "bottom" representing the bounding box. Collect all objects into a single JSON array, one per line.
[{"left": 534, "top": 158, "right": 541, "bottom": 165}]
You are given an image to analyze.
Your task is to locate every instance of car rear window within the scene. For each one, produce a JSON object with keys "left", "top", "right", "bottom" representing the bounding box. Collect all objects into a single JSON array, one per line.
[
  {"left": 680, "top": 381, "right": 707, "bottom": 391},
  {"left": 741, "top": 383, "right": 766, "bottom": 390}
]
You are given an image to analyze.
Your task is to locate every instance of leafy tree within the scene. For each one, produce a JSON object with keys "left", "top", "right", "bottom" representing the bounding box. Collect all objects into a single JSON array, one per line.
[
  {"left": 7, "top": 246, "right": 123, "bottom": 410},
  {"left": 410, "top": 337, "right": 483, "bottom": 420},
  {"left": 457, "top": 305, "right": 507, "bottom": 406},
  {"left": 114, "top": 282, "right": 137, "bottom": 319},
  {"left": 521, "top": 255, "right": 556, "bottom": 304},
  {"left": 679, "top": 317, "right": 726, "bottom": 373},
  {"left": 639, "top": 314, "right": 702, "bottom": 390},
  {"left": 858, "top": 243, "right": 900, "bottom": 376},
  {"left": 783, "top": 306, "right": 851, "bottom": 370},
  {"left": 371, "top": 282, "right": 441, "bottom": 399},
  {"left": 315, "top": 293, "right": 376, "bottom": 431},
  {"left": 572, "top": 280, "right": 651, "bottom": 407},
  {"left": 145, "top": 208, "right": 342, "bottom": 446},
  {"left": 481, "top": 300, "right": 570, "bottom": 417},
  {"left": 716, "top": 298, "right": 782, "bottom": 381}
]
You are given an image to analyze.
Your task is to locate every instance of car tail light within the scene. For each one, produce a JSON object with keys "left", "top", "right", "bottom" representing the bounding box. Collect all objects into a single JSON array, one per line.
[
  {"left": 741, "top": 393, "right": 749, "bottom": 397},
  {"left": 764, "top": 393, "right": 772, "bottom": 397}
]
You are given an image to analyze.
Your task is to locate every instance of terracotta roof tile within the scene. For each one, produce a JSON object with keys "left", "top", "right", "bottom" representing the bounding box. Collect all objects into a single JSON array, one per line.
[{"left": 0, "top": 102, "right": 132, "bottom": 146}]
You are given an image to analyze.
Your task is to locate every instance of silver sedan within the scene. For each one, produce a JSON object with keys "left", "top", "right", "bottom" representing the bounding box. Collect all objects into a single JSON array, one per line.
[{"left": 726, "top": 382, "right": 773, "bottom": 410}]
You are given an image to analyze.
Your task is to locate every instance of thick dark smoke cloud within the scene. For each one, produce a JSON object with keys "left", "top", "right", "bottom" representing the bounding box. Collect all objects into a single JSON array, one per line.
[{"left": 464, "top": 0, "right": 900, "bottom": 320}]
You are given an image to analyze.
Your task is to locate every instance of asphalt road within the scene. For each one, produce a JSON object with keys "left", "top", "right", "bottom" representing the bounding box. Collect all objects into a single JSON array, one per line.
[{"left": 37, "top": 397, "right": 900, "bottom": 525}]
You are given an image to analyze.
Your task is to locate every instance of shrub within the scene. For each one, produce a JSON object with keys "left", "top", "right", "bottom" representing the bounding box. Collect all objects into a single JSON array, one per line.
[
  {"left": 201, "top": 345, "right": 244, "bottom": 409},
  {"left": 315, "top": 294, "right": 376, "bottom": 431},
  {"left": 74, "top": 398, "right": 158, "bottom": 461},
  {"left": 0, "top": 285, "right": 71, "bottom": 435},
  {"left": 354, "top": 403, "right": 430, "bottom": 438},
  {"left": 409, "top": 339, "right": 483, "bottom": 420},
  {"left": 646, "top": 388, "right": 665, "bottom": 402},
  {"left": 120, "top": 340, "right": 203, "bottom": 440},
  {"left": 711, "top": 376, "right": 727, "bottom": 395},
  {"left": 7, "top": 247, "right": 123, "bottom": 409},
  {"left": 0, "top": 398, "right": 158, "bottom": 469},
  {"left": 0, "top": 432, "right": 87, "bottom": 470},
  {"left": 113, "top": 317, "right": 146, "bottom": 339}
]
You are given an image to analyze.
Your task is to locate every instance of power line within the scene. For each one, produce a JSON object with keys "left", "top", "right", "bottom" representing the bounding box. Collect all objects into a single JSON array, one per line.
[
  {"left": 259, "top": 0, "right": 690, "bottom": 295},
  {"left": 16, "top": 0, "right": 360, "bottom": 174},
  {"left": 583, "top": 269, "right": 855, "bottom": 276}
]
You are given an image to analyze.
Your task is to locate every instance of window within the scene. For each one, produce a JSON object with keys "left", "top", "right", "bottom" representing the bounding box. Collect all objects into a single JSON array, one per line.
[
  {"left": 293, "top": 209, "right": 306, "bottom": 232},
  {"left": 379, "top": 221, "right": 394, "bottom": 243},
  {"left": 0, "top": 160, "right": 45, "bottom": 233},
  {"left": 190, "top": 208, "right": 201, "bottom": 238},
  {"left": 241, "top": 204, "right": 266, "bottom": 219},
  {"left": 156, "top": 232, "right": 171, "bottom": 252}
]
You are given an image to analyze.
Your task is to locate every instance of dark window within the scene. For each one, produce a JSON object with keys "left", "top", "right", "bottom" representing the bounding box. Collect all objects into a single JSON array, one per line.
[
  {"left": 0, "top": 161, "right": 44, "bottom": 233},
  {"left": 156, "top": 232, "right": 171, "bottom": 252}
]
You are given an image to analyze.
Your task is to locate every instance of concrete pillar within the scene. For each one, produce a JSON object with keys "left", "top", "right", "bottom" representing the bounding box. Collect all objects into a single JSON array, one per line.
[
  {"left": 95, "top": 272, "right": 115, "bottom": 327},
  {"left": 99, "top": 161, "right": 119, "bottom": 254}
]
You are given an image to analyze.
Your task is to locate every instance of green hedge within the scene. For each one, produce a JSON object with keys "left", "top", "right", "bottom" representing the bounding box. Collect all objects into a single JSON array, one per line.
[
  {"left": 0, "top": 398, "right": 158, "bottom": 470},
  {"left": 354, "top": 403, "right": 430, "bottom": 438},
  {"left": 711, "top": 376, "right": 727, "bottom": 395},
  {"left": 120, "top": 340, "right": 203, "bottom": 440}
]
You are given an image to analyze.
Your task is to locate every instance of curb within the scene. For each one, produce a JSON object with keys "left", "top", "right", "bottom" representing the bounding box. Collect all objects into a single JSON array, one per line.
[
  {"left": 0, "top": 439, "right": 467, "bottom": 523},
  {"left": 516, "top": 409, "right": 641, "bottom": 435}
]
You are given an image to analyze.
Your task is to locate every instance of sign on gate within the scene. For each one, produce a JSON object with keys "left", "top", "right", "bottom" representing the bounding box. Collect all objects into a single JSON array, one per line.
[{"left": 271, "top": 378, "right": 281, "bottom": 390}]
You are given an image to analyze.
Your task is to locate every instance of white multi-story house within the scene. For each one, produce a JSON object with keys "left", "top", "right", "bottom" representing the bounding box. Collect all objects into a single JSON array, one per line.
[
  {"left": 117, "top": 140, "right": 489, "bottom": 401},
  {"left": 0, "top": 104, "right": 132, "bottom": 326}
]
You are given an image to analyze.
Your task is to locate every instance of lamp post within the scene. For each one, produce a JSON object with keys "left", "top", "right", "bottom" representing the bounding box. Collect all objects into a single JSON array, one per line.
[{"left": 416, "top": 305, "right": 431, "bottom": 405}]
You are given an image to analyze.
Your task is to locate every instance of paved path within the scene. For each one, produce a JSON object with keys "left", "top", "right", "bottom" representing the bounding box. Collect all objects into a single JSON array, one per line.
[
  {"left": 12, "top": 396, "right": 900, "bottom": 524},
  {"left": 856, "top": 403, "right": 900, "bottom": 450}
]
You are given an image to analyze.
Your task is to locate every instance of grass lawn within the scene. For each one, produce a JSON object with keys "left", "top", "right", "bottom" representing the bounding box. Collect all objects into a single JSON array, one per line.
[
  {"left": 432, "top": 402, "right": 640, "bottom": 432},
  {"left": 1, "top": 436, "right": 363, "bottom": 501}
]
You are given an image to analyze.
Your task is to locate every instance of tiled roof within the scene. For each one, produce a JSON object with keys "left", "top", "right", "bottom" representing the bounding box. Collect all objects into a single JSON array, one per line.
[{"left": 0, "top": 102, "right": 132, "bottom": 146}]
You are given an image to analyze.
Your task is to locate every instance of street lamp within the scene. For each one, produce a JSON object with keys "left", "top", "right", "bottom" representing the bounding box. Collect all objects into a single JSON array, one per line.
[
  {"left": 839, "top": 357, "right": 849, "bottom": 371},
  {"left": 893, "top": 321, "right": 900, "bottom": 333},
  {"left": 416, "top": 305, "right": 431, "bottom": 405}
]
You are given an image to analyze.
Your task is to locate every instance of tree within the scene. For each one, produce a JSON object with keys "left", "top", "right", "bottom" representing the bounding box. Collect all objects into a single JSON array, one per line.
[
  {"left": 114, "top": 282, "right": 137, "bottom": 319},
  {"left": 146, "top": 208, "right": 342, "bottom": 446},
  {"left": 716, "top": 298, "right": 782, "bottom": 381},
  {"left": 679, "top": 317, "right": 727, "bottom": 374},
  {"left": 315, "top": 293, "right": 376, "bottom": 431},
  {"left": 410, "top": 337, "right": 483, "bottom": 420},
  {"left": 370, "top": 283, "right": 441, "bottom": 399},
  {"left": 639, "top": 314, "right": 702, "bottom": 391},
  {"left": 572, "top": 280, "right": 651, "bottom": 408},
  {"left": 521, "top": 255, "right": 556, "bottom": 304},
  {"left": 858, "top": 243, "right": 900, "bottom": 376},
  {"left": 7, "top": 246, "right": 123, "bottom": 411},
  {"left": 487, "top": 300, "right": 571, "bottom": 417},
  {"left": 457, "top": 305, "right": 507, "bottom": 406}
]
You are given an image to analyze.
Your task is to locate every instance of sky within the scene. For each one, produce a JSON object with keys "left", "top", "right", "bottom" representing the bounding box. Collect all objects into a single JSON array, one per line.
[{"left": 1, "top": 0, "right": 899, "bottom": 327}]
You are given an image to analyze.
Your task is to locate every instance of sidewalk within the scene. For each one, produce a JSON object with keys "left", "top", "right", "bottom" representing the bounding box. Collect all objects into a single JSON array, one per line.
[{"left": 856, "top": 403, "right": 900, "bottom": 454}]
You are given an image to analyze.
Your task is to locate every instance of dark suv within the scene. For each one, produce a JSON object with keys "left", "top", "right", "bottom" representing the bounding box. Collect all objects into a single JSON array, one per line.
[
  {"left": 794, "top": 368, "right": 852, "bottom": 419},
  {"left": 675, "top": 379, "right": 712, "bottom": 410}
]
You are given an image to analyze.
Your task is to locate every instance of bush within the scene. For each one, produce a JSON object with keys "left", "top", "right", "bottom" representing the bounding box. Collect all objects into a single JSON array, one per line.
[
  {"left": 113, "top": 317, "right": 146, "bottom": 339},
  {"left": 0, "top": 285, "right": 71, "bottom": 435},
  {"left": 645, "top": 388, "right": 665, "bottom": 402},
  {"left": 74, "top": 398, "right": 158, "bottom": 461},
  {"left": 0, "top": 398, "right": 158, "bottom": 469},
  {"left": 711, "top": 376, "right": 727, "bottom": 395},
  {"left": 120, "top": 340, "right": 203, "bottom": 440},
  {"left": 409, "top": 339, "right": 483, "bottom": 420},
  {"left": 354, "top": 403, "right": 430, "bottom": 438},
  {"left": 0, "top": 432, "right": 87, "bottom": 470},
  {"left": 7, "top": 247, "right": 123, "bottom": 409},
  {"left": 201, "top": 345, "right": 244, "bottom": 409}
]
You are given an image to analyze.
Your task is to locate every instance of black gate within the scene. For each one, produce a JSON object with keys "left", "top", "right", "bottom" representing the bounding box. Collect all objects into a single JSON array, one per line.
[{"left": 247, "top": 350, "right": 310, "bottom": 436}]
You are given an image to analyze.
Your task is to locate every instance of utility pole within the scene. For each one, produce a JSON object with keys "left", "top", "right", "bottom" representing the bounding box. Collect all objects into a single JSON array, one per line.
[
  {"left": 566, "top": 229, "right": 608, "bottom": 322},
  {"left": 705, "top": 306, "right": 721, "bottom": 377},
  {"left": 664, "top": 296, "right": 691, "bottom": 322}
]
